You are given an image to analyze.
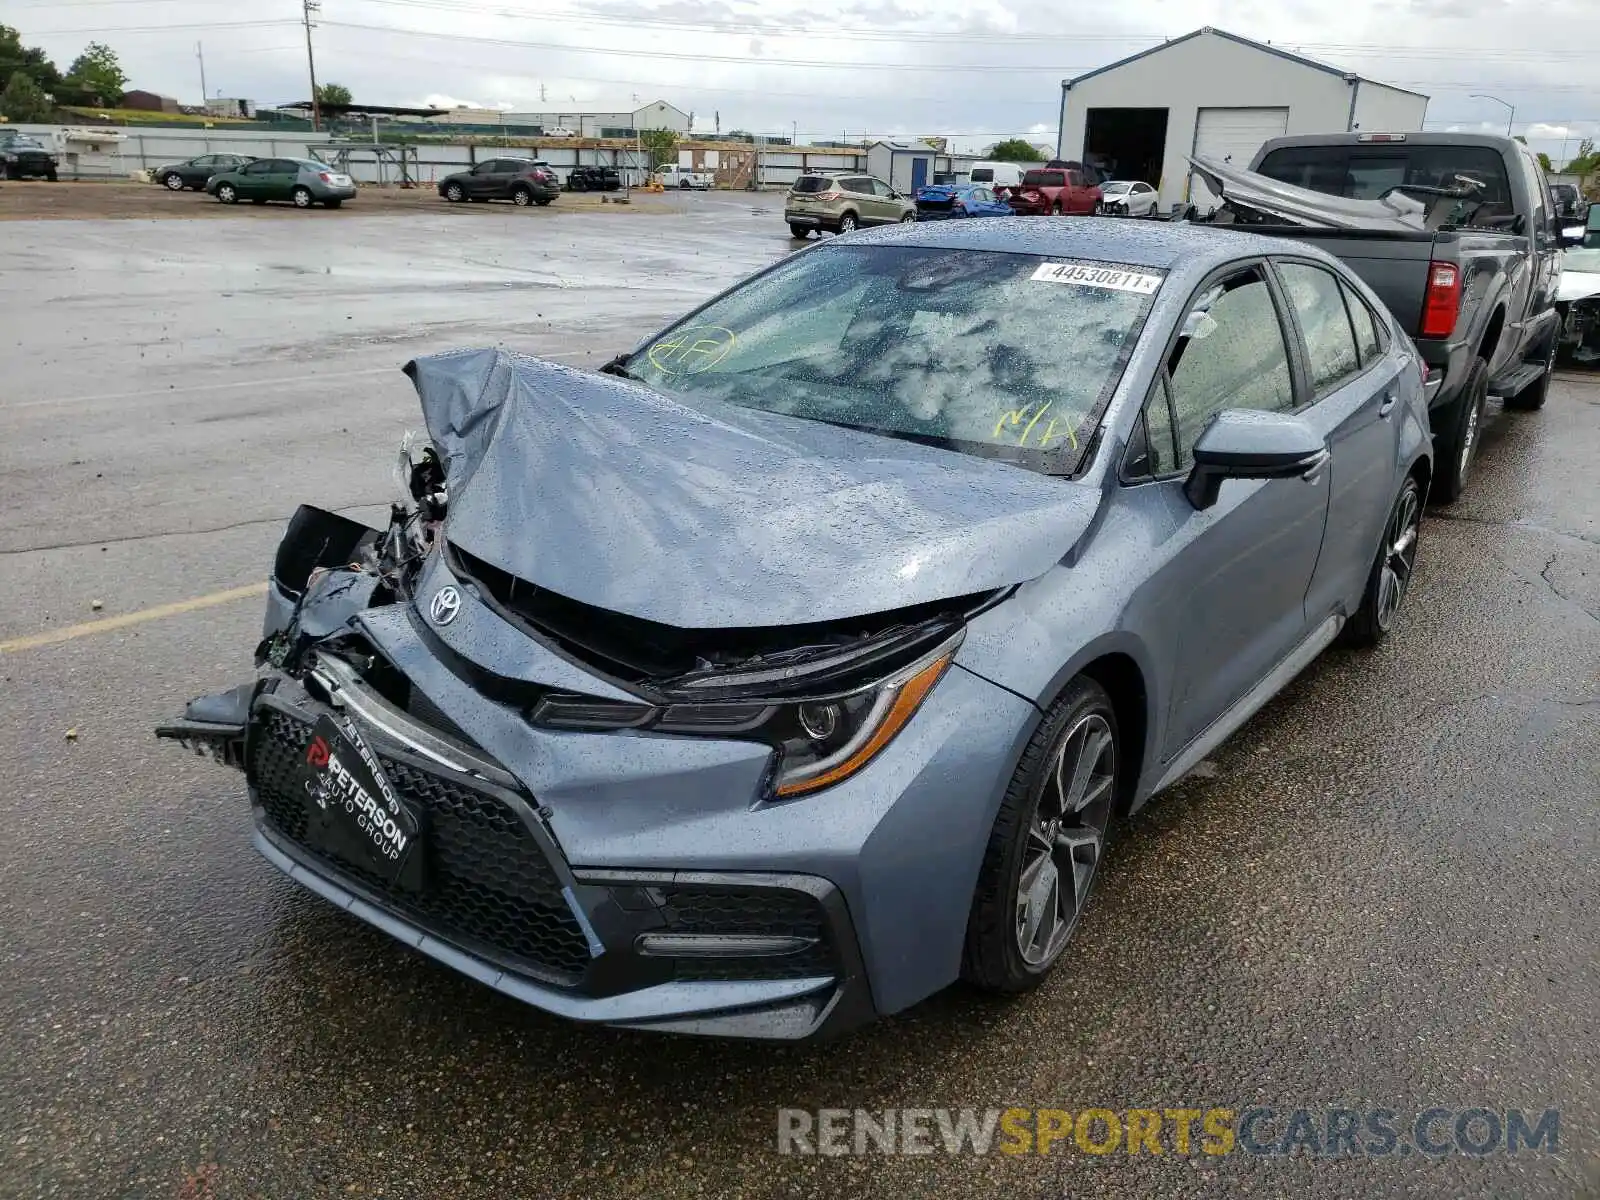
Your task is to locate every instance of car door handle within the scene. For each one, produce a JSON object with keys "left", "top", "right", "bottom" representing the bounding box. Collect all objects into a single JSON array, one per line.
[{"left": 1377, "top": 390, "right": 1398, "bottom": 417}]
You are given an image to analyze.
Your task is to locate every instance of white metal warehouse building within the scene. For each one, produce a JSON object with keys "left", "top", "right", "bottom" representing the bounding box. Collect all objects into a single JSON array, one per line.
[{"left": 1057, "top": 28, "right": 1429, "bottom": 212}]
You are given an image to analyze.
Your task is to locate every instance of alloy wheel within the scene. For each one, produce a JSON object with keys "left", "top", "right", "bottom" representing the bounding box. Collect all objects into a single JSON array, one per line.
[
  {"left": 446, "top": 184, "right": 463, "bottom": 201},
  {"left": 1015, "top": 712, "right": 1115, "bottom": 967},
  {"left": 839, "top": 213, "right": 857, "bottom": 233},
  {"left": 513, "top": 188, "right": 532, "bottom": 206},
  {"left": 1376, "top": 484, "right": 1421, "bottom": 632},
  {"left": 164, "top": 173, "right": 184, "bottom": 191}
]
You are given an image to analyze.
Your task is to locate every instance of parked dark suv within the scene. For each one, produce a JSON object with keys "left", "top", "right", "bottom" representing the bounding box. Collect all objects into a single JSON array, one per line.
[
  {"left": 438, "top": 158, "right": 560, "bottom": 207},
  {"left": 566, "top": 165, "right": 620, "bottom": 192},
  {"left": 1, "top": 132, "right": 58, "bottom": 181}
]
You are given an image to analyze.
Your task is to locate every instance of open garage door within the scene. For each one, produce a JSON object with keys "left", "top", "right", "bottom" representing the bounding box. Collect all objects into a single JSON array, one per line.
[{"left": 1188, "top": 107, "right": 1289, "bottom": 212}]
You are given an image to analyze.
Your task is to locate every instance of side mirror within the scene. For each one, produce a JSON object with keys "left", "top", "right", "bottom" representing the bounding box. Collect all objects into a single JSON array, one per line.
[{"left": 1184, "top": 410, "right": 1329, "bottom": 511}]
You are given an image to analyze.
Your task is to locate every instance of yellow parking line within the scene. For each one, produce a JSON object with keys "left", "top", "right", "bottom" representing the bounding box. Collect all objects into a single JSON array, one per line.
[{"left": 0, "top": 582, "right": 268, "bottom": 655}]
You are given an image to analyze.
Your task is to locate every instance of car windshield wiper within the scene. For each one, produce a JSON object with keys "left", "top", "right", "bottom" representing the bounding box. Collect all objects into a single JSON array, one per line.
[{"left": 599, "top": 354, "right": 641, "bottom": 380}]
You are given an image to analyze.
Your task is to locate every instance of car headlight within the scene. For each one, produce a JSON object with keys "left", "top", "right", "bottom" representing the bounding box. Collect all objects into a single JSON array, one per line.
[
  {"left": 3, "top": 154, "right": 16, "bottom": 163},
  {"left": 530, "top": 631, "right": 960, "bottom": 797}
]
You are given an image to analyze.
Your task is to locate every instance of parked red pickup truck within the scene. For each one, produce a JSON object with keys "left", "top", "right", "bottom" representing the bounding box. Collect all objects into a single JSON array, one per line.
[{"left": 1007, "top": 167, "right": 1103, "bottom": 216}]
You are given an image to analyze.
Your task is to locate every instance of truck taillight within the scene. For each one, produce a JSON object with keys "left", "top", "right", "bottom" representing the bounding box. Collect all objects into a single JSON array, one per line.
[{"left": 1419, "top": 262, "right": 1461, "bottom": 339}]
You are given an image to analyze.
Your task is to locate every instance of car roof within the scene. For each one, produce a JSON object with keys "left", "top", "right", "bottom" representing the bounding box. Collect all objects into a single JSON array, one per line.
[{"left": 841, "top": 216, "right": 1323, "bottom": 272}]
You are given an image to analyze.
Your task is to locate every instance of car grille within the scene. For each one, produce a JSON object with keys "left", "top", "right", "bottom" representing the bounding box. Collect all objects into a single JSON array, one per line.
[
  {"left": 252, "top": 704, "right": 593, "bottom": 984},
  {"left": 657, "top": 885, "right": 836, "bottom": 982}
]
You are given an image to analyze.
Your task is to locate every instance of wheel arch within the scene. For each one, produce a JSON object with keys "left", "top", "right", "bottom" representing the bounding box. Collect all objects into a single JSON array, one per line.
[
  {"left": 1076, "top": 652, "right": 1150, "bottom": 818},
  {"left": 1475, "top": 303, "right": 1508, "bottom": 367}
]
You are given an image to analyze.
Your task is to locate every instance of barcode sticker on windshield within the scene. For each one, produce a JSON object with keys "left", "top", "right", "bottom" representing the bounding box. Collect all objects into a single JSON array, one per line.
[{"left": 1031, "top": 263, "right": 1163, "bottom": 294}]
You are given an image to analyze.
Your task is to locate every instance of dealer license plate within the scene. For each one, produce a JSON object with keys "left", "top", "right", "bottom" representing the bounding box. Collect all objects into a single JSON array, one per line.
[{"left": 298, "top": 714, "right": 425, "bottom": 890}]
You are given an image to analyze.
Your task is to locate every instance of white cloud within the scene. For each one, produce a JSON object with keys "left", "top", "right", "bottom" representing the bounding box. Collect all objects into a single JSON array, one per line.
[
  {"left": 16, "top": 0, "right": 1600, "bottom": 149},
  {"left": 416, "top": 93, "right": 513, "bottom": 111}
]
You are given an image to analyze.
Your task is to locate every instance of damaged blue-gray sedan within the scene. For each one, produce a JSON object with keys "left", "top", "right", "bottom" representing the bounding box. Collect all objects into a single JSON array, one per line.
[{"left": 159, "top": 220, "right": 1431, "bottom": 1039}]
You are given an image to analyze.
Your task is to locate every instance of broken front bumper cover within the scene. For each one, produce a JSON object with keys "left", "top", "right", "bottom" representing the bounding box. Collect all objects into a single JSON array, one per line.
[{"left": 196, "top": 671, "right": 876, "bottom": 1040}]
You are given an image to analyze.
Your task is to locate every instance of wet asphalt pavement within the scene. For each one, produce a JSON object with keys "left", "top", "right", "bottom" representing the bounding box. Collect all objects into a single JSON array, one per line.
[{"left": 1, "top": 193, "right": 1596, "bottom": 1200}]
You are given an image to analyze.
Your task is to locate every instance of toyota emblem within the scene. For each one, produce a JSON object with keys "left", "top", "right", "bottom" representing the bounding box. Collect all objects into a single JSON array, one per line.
[{"left": 429, "top": 585, "right": 462, "bottom": 626}]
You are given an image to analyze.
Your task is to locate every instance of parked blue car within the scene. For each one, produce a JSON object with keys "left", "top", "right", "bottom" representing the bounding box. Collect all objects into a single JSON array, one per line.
[
  {"left": 914, "top": 182, "right": 1012, "bottom": 220},
  {"left": 161, "top": 219, "right": 1432, "bottom": 1040}
]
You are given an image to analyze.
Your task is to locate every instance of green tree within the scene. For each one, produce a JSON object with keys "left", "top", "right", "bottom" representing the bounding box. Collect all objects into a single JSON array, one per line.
[
  {"left": 639, "top": 127, "right": 677, "bottom": 168},
  {"left": 63, "top": 42, "right": 126, "bottom": 105},
  {"left": 0, "top": 25, "right": 62, "bottom": 96},
  {"left": 2, "top": 70, "right": 55, "bottom": 122},
  {"left": 1537, "top": 151, "right": 1553, "bottom": 172},
  {"left": 1564, "top": 137, "right": 1597, "bottom": 176},
  {"left": 315, "top": 82, "right": 352, "bottom": 107},
  {"left": 988, "top": 138, "right": 1044, "bottom": 163}
]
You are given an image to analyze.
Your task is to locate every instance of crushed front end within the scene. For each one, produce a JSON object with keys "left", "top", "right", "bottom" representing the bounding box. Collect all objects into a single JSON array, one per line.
[{"left": 157, "top": 349, "right": 1054, "bottom": 1039}]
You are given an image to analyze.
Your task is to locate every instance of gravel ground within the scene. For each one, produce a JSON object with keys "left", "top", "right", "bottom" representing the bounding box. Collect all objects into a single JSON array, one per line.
[{"left": 1, "top": 198, "right": 1596, "bottom": 1200}]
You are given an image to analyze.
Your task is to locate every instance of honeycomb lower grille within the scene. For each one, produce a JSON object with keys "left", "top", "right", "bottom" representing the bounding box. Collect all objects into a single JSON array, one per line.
[
  {"left": 658, "top": 886, "right": 836, "bottom": 982},
  {"left": 252, "top": 704, "right": 591, "bottom": 984}
]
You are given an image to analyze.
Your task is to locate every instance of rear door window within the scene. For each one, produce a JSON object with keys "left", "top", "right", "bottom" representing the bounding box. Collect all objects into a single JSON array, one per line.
[
  {"left": 1341, "top": 280, "right": 1383, "bottom": 366},
  {"left": 1277, "top": 262, "right": 1361, "bottom": 393}
]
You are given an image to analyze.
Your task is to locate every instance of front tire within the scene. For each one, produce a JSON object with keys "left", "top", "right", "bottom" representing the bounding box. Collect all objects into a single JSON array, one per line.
[
  {"left": 899, "top": 211, "right": 915, "bottom": 223},
  {"left": 45, "top": 169, "right": 57, "bottom": 182},
  {"left": 216, "top": 183, "right": 238, "bottom": 204},
  {"left": 1341, "top": 475, "right": 1423, "bottom": 647},
  {"left": 444, "top": 182, "right": 464, "bottom": 202},
  {"left": 164, "top": 172, "right": 185, "bottom": 191},
  {"left": 1432, "top": 356, "right": 1488, "bottom": 504},
  {"left": 291, "top": 186, "right": 313, "bottom": 209},
  {"left": 1051, "top": 200, "right": 1063, "bottom": 215},
  {"left": 962, "top": 676, "right": 1119, "bottom": 993}
]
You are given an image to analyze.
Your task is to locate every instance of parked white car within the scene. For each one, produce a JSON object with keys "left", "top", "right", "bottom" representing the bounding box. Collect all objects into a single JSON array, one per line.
[
  {"left": 543, "top": 127, "right": 577, "bottom": 138},
  {"left": 655, "top": 165, "right": 714, "bottom": 190},
  {"left": 1098, "top": 180, "right": 1159, "bottom": 217}
]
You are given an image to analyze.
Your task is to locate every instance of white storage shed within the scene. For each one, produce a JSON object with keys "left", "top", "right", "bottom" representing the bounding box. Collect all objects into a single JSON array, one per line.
[{"left": 1056, "top": 27, "right": 1429, "bottom": 212}]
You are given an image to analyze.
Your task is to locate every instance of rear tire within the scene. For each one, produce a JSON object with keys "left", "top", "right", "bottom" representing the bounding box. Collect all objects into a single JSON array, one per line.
[
  {"left": 680, "top": 179, "right": 691, "bottom": 190},
  {"left": 1341, "top": 474, "right": 1423, "bottom": 647},
  {"left": 1504, "top": 333, "right": 1556, "bottom": 411},
  {"left": 1431, "top": 356, "right": 1488, "bottom": 505},
  {"left": 962, "top": 676, "right": 1120, "bottom": 993},
  {"left": 534, "top": 196, "right": 552, "bottom": 206},
  {"left": 511, "top": 185, "right": 533, "bottom": 207},
  {"left": 324, "top": 199, "right": 343, "bottom": 209},
  {"left": 1051, "top": 200, "right": 1063, "bottom": 215},
  {"left": 45, "top": 169, "right": 57, "bottom": 182},
  {"left": 291, "top": 186, "right": 313, "bottom": 209},
  {"left": 837, "top": 212, "right": 858, "bottom": 233},
  {"left": 789, "top": 224, "right": 810, "bottom": 238}
]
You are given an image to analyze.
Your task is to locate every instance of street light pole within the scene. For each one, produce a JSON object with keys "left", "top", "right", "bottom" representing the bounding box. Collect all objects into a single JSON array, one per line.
[{"left": 1471, "top": 93, "right": 1515, "bottom": 137}]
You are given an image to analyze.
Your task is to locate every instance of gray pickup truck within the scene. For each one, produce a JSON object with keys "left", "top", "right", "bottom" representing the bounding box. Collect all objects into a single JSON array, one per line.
[{"left": 1187, "top": 132, "right": 1571, "bottom": 502}]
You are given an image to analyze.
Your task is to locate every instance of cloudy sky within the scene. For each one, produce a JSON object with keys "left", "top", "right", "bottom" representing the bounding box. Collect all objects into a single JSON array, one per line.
[{"left": 9, "top": 0, "right": 1598, "bottom": 160}]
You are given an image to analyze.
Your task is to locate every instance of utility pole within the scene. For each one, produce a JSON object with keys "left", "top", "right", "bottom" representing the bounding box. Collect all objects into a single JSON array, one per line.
[
  {"left": 196, "top": 41, "right": 207, "bottom": 105},
  {"left": 303, "top": 0, "right": 323, "bottom": 132}
]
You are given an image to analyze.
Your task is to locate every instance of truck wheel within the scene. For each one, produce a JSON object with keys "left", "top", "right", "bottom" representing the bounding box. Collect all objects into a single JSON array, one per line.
[
  {"left": 1433, "top": 357, "right": 1489, "bottom": 505},
  {"left": 962, "top": 675, "right": 1120, "bottom": 992},
  {"left": 1340, "top": 474, "right": 1423, "bottom": 647},
  {"left": 1504, "top": 334, "right": 1556, "bottom": 411}
]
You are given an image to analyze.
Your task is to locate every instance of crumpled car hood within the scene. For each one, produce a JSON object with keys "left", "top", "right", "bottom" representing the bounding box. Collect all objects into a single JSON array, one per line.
[
  {"left": 1188, "top": 155, "right": 1430, "bottom": 231},
  {"left": 404, "top": 349, "right": 1099, "bottom": 629}
]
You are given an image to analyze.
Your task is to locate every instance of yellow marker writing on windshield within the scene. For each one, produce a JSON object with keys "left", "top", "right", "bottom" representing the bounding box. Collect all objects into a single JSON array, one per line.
[{"left": 993, "top": 403, "right": 1078, "bottom": 451}]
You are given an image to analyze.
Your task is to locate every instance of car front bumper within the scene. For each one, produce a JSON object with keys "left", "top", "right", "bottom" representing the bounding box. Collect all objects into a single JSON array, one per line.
[{"left": 223, "top": 569, "right": 1035, "bottom": 1039}]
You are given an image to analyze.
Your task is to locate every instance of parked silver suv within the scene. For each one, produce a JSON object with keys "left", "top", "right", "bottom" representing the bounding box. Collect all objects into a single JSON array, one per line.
[{"left": 785, "top": 173, "right": 915, "bottom": 238}]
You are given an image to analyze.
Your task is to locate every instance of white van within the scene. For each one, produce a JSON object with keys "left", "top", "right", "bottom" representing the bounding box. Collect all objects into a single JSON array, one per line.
[
  {"left": 655, "top": 164, "right": 714, "bottom": 190},
  {"left": 968, "top": 161, "right": 1024, "bottom": 191}
]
